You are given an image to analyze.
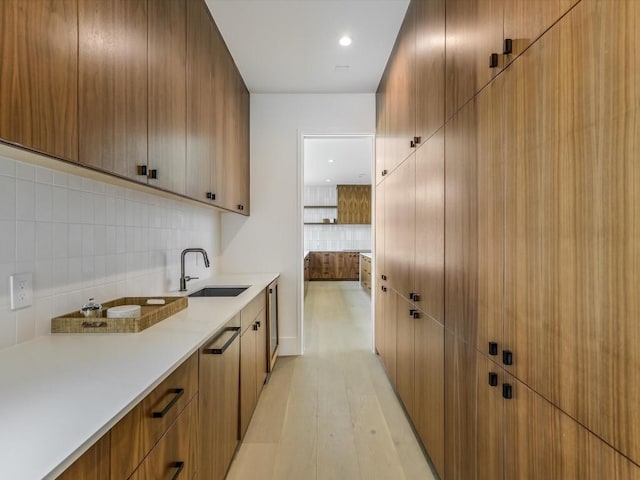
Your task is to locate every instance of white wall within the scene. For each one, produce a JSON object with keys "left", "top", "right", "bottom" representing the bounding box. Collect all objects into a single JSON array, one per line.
[
  {"left": 0, "top": 151, "right": 220, "bottom": 350},
  {"left": 220, "top": 94, "right": 375, "bottom": 355}
]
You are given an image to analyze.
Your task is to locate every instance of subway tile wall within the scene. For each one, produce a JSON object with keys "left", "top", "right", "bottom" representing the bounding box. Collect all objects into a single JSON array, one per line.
[
  {"left": 0, "top": 156, "right": 220, "bottom": 350},
  {"left": 303, "top": 186, "right": 371, "bottom": 252}
]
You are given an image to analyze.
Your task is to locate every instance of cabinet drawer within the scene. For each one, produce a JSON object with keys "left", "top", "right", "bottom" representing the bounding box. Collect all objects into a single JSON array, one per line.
[
  {"left": 110, "top": 352, "right": 198, "bottom": 479},
  {"left": 129, "top": 396, "right": 198, "bottom": 480},
  {"left": 241, "top": 291, "right": 266, "bottom": 332}
]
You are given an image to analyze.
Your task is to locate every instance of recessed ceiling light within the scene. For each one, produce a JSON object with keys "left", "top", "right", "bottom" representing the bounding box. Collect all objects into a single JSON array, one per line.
[
  {"left": 339, "top": 35, "right": 352, "bottom": 47},
  {"left": 328, "top": 159, "right": 334, "bottom": 163},
  {"left": 325, "top": 179, "right": 332, "bottom": 183}
]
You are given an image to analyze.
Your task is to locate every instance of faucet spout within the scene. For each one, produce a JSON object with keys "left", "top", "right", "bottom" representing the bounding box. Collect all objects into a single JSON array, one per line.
[{"left": 180, "top": 248, "right": 210, "bottom": 291}]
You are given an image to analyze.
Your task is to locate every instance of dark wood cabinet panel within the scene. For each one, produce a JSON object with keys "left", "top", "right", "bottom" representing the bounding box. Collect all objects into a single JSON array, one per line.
[
  {"left": 0, "top": 0, "right": 78, "bottom": 161},
  {"left": 239, "top": 327, "right": 257, "bottom": 439},
  {"left": 148, "top": 0, "right": 186, "bottom": 195},
  {"left": 78, "top": 0, "right": 147, "bottom": 181},
  {"left": 375, "top": 182, "right": 386, "bottom": 281},
  {"left": 255, "top": 308, "right": 268, "bottom": 392},
  {"left": 476, "top": 354, "right": 504, "bottom": 480},
  {"left": 415, "top": 0, "right": 445, "bottom": 143},
  {"left": 385, "top": 155, "right": 415, "bottom": 299},
  {"left": 395, "top": 294, "right": 415, "bottom": 419},
  {"left": 375, "top": 75, "right": 388, "bottom": 185},
  {"left": 374, "top": 277, "right": 387, "bottom": 358},
  {"left": 186, "top": 0, "right": 215, "bottom": 201},
  {"left": 503, "top": 0, "right": 640, "bottom": 464},
  {"left": 58, "top": 434, "right": 110, "bottom": 480},
  {"left": 413, "top": 310, "right": 444, "bottom": 478},
  {"left": 444, "top": 100, "right": 478, "bottom": 342},
  {"left": 383, "top": 286, "right": 398, "bottom": 388},
  {"left": 444, "top": 0, "right": 503, "bottom": 120},
  {"left": 414, "top": 129, "right": 444, "bottom": 325}
]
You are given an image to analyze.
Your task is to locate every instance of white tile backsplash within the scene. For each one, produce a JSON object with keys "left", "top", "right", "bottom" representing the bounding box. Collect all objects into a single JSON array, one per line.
[{"left": 0, "top": 156, "right": 221, "bottom": 350}]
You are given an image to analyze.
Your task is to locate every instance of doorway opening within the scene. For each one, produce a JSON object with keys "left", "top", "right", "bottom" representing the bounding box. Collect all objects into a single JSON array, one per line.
[{"left": 300, "top": 134, "right": 375, "bottom": 354}]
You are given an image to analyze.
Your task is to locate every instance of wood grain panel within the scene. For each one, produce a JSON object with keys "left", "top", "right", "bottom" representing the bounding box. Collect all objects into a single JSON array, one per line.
[
  {"left": 414, "top": 129, "right": 444, "bottom": 325},
  {"left": 444, "top": 100, "right": 478, "bottom": 342},
  {"left": 375, "top": 74, "right": 388, "bottom": 185},
  {"left": 186, "top": 0, "right": 215, "bottom": 201},
  {"left": 337, "top": 185, "right": 371, "bottom": 224},
  {"left": 413, "top": 310, "right": 444, "bottom": 478},
  {"left": 256, "top": 308, "right": 268, "bottom": 393},
  {"left": 58, "top": 433, "right": 110, "bottom": 480},
  {"left": 395, "top": 294, "right": 415, "bottom": 419},
  {"left": 210, "top": 23, "right": 229, "bottom": 207},
  {"left": 385, "top": 155, "right": 415, "bottom": 299},
  {"left": 444, "top": 0, "right": 503, "bottom": 120},
  {"left": 383, "top": 287, "right": 398, "bottom": 387},
  {"left": 375, "top": 277, "right": 387, "bottom": 358},
  {"left": 0, "top": 0, "right": 78, "bottom": 161},
  {"left": 444, "top": 331, "right": 477, "bottom": 479},
  {"left": 476, "top": 353, "right": 504, "bottom": 480},
  {"left": 504, "top": 372, "right": 640, "bottom": 479},
  {"left": 375, "top": 182, "right": 386, "bottom": 282},
  {"left": 148, "top": 0, "right": 186, "bottom": 195},
  {"left": 199, "top": 325, "right": 240, "bottom": 480},
  {"left": 129, "top": 397, "right": 199, "bottom": 480},
  {"left": 476, "top": 73, "right": 505, "bottom": 356},
  {"left": 503, "top": 0, "right": 640, "bottom": 463},
  {"left": 240, "top": 328, "right": 257, "bottom": 439},
  {"left": 415, "top": 0, "right": 445, "bottom": 143},
  {"left": 78, "top": 0, "right": 147, "bottom": 181}
]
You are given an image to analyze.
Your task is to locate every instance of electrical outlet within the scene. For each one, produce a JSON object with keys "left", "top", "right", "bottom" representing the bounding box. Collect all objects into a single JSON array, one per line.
[{"left": 10, "top": 273, "right": 33, "bottom": 310}]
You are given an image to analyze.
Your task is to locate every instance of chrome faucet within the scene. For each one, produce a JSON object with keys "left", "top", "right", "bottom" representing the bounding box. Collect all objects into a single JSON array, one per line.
[{"left": 180, "top": 248, "right": 210, "bottom": 291}]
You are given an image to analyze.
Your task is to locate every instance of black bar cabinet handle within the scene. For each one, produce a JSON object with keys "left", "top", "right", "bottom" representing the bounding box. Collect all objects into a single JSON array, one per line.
[
  {"left": 503, "top": 350, "right": 513, "bottom": 366},
  {"left": 489, "top": 53, "right": 499, "bottom": 68},
  {"left": 137, "top": 165, "right": 147, "bottom": 176},
  {"left": 203, "top": 327, "right": 241, "bottom": 355},
  {"left": 152, "top": 388, "right": 184, "bottom": 418},
  {"left": 489, "top": 342, "right": 498, "bottom": 356},
  {"left": 170, "top": 461, "right": 185, "bottom": 480},
  {"left": 488, "top": 372, "right": 498, "bottom": 387},
  {"left": 503, "top": 38, "right": 513, "bottom": 55},
  {"left": 148, "top": 169, "right": 158, "bottom": 179},
  {"left": 206, "top": 192, "right": 216, "bottom": 200},
  {"left": 502, "top": 383, "right": 513, "bottom": 399}
]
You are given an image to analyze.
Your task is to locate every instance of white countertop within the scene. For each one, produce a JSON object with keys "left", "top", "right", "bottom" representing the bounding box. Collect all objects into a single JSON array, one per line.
[{"left": 0, "top": 272, "right": 279, "bottom": 480}]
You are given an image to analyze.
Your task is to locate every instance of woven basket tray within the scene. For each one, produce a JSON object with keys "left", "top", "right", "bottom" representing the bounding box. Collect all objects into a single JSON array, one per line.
[{"left": 51, "top": 296, "right": 188, "bottom": 334}]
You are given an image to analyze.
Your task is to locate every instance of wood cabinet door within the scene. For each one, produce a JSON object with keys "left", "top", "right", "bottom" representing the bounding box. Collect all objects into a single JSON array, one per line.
[
  {"left": 337, "top": 185, "right": 371, "bottom": 224},
  {"left": 199, "top": 324, "right": 240, "bottom": 480},
  {"left": 375, "top": 75, "right": 388, "bottom": 185},
  {"left": 78, "top": 0, "right": 147, "bottom": 182},
  {"left": 239, "top": 328, "right": 257, "bottom": 439},
  {"left": 255, "top": 308, "right": 268, "bottom": 393},
  {"left": 375, "top": 182, "right": 386, "bottom": 281},
  {"left": 210, "top": 23, "right": 228, "bottom": 207},
  {"left": 386, "top": 1, "right": 416, "bottom": 173},
  {"left": 503, "top": 0, "right": 640, "bottom": 464},
  {"left": 475, "top": 354, "right": 504, "bottom": 480},
  {"left": 415, "top": 0, "right": 445, "bottom": 144},
  {"left": 385, "top": 155, "right": 415, "bottom": 299},
  {"left": 58, "top": 434, "right": 110, "bottom": 480},
  {"left": 374, "top": 279, "right": 387, "bottom": 358},
  {"left": 236, "top": 76, "right": 251, "bottom": 215},
  {"left": 186, "top": 0, "right": 215, "bottom": 202},
  {"left": 414, "top": 129, "right": 444, "bottom": 324},
  {"left": 148, "top": 0, "right": 186, "bottom": 195},
  {"left": 0, "top": 0, "right": 78, "bottom": 161},
  {"left": 444, "top": 100, "right": 478, "bottom": 343},
  {"left": 444, "top": 0, "right": 503, "bottom": 120},
  {"left": 128, "top": 398, "right": 199, "bottom": 480},
  {"left": 383, "top": 287, "right": 397, "bottom": 387},
  {"left": 395, "top": 294, "right": 415, "bottom": 419}
]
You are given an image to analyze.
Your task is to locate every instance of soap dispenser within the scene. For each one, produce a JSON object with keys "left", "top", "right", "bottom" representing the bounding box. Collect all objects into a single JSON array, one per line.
[{"left": 80, "top": 298, "right": 102, "bottom": 318}]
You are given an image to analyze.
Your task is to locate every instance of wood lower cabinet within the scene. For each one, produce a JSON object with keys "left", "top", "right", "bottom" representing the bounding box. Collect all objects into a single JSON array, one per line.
[
  {"left": 57, "top": 434, "right": 110, "bottom": 480},
  {"left": 199, "top": 320, "right": 241, "bottom": 480},
  {"left": 78, "top": 0, "right": 148, "bottom": 182},
  {"left": 128, "top": 397, "right": 198, "bottom": 480},
  {"left": 308, "top": 252, "right": 360, "bottom": 280},
  {"left": 0, "top": 0, "right": 78, "bottom": 162},
  {"left": 304, "top": 253, "right": 310, "bottom": 296},
  {"left": 359, "top": 254, "right": 371, "bottom": 294},
  {"left": 395, "top": 295, "right": 415, "bottom": 419}
]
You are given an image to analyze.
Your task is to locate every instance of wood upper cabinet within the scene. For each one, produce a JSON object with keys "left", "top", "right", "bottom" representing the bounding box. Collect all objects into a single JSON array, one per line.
[
  {"left": 0, "top": 0, "right": 78, "bottom": 161},
  {"left": 186, "top": 0, "right": 215, "bottom": 202},
  {"left": 58, "top": 434, "right": 110, "bottom": 480},
  {"left": 78, "top": 0, "right": 147, "bottom": 182},
  {"left": 445, "top": 0, "right": 503, "bottom": 120},
  {"left": 502, "top": 0, "right": 640, "bottom": 464},
  {"left": 148, "top": 0, "right": 186, "bottom": 195},
  {"left": 415, "top": 0, "right": 445, "bottom": 143},
  {"left": 199, "top": 320, "right": 241, "bottom": 480},
  {"left": 386, "top": 0, "right": 416, "bottom": 173},
  {"left": 337, "top": 185, "right": 371, "bottom": 224}
]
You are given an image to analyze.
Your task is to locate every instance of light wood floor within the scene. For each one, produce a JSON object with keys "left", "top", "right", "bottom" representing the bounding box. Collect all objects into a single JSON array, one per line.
[{"left": 226, "top": 281, "right": 436, "bottom": 480}]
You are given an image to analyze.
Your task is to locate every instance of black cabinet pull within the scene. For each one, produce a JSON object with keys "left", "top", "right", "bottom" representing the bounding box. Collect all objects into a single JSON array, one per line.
[
  {"left": 253, "top": 323, "right": 259, "bottom": 331},
  {"left": 381, "top": 286, "right": 387, "bottom": 292},
  {"left": 409, "top": 309, "right": 419, "bottom": 319},
  {"left": 502, "top": 383, "right": 513, "bottom": 399},
  {"left": 488, "top": 372, "right": 498, "bottom": 387},
  {"left": 148, "top": 169, "right": 158, "bottom": 179},
  {"left": 503, "top": 350, "right": 513, "bottom": 366},
  {"left": 170, "top": 461, "right": 185, "bottom": 480},
  {"left": 237, "top": 204, "right": 244, "bottom": 211},
  {"left": 202, "top": 327, "right": 240, "bottom": 355},
  {"left": 256, "top": 321, "right": 261, "bottom": 329},
  {"left": 489, "top": 342, "right": 498, "bottom": 356},
  {"left": 206, "top": 192, "right": 216, "bottom": 200},
  {"left": 409, "top": 292, "right": 420, "bottom": 302},
  {"left": 410, "top": 139, "right": 416, "bottom": 148},
  {"left": 381, "top": 274, "right": 387, "bottom": 281},
  {"left": 414, "top": 136, "right": 421, "bottom": 145},
  {"left": 381, "top": 169, "right": 388, "bottom": 176},
  {"left": 503, "top": 38, "right": 513, "bottom": 55},
  {"left": 489, "top": 53, "right": 499, "bottom": 68},
  {"left": 152, "top": 388, "right": 184, "bottom": 418},
  {"left": 137, "top": 165, "right": 147, "bottom": 176}
]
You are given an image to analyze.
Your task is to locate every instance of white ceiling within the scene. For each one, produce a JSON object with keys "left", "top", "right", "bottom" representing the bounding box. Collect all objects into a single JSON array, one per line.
[
  {"left": 304, "top": 136, "right": 373, "bottom": 186},
  {"left": 205, "top": 0, "right": 410, "bottom": 93}
]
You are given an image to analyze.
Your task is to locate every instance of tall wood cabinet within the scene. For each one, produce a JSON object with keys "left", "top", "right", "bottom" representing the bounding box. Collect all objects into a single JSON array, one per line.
[{"left": 377, "top": 0, "right": 640, "bottom": 477}]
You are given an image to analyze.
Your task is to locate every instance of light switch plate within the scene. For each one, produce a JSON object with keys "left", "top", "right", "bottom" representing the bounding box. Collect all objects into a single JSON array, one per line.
[{"left": 10, "top": 273, "right": 33, "bottom": 310}]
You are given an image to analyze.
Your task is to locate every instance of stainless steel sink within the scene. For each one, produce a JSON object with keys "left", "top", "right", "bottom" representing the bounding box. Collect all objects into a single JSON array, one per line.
[{"left": 188, "top": 286, "right": 250, "bottom": 297}]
